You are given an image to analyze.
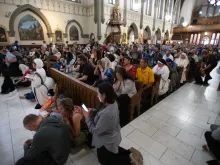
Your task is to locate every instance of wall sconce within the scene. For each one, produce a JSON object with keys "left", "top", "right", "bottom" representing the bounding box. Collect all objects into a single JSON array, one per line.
[{"left": 204, "top": 32, "right": 208, "bottom": 35}]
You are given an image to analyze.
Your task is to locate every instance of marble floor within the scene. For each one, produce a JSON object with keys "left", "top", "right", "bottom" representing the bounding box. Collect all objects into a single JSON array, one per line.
[{"left": 0, "top": 64, "right": 220, "bottom": 165}]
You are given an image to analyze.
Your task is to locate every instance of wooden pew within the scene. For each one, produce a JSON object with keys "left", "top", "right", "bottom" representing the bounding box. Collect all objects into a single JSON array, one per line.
[
  {"left": 150, "top": 74, "right": 161, "bottom": 106},
  {"left": 129, "top": 81, "right": 145, "bottom": 121},
  {"left": 50, "top": 68, "right": 147, "bottom": 121},
  {"left": 50, "top": 68, "right": 99, "bottom": 108}
]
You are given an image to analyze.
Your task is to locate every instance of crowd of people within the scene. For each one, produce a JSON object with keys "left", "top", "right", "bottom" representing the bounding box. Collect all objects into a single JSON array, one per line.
[{"left": 0, "top": 40, "right": 219, "bottom": 165}]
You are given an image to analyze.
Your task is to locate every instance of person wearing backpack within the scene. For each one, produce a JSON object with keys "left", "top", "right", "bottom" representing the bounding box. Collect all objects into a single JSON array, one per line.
[{"left": 32, "top": 59, "right": 49, "bottom": 109}]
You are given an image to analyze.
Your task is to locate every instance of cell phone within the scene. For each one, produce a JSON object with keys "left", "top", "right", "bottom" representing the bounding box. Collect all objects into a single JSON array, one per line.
[
  {"left": 40, "top": 111, "right": 49, "bottom": 117},
  {"left": 82, "top": 104, "right": 88, "bottom": 112}
]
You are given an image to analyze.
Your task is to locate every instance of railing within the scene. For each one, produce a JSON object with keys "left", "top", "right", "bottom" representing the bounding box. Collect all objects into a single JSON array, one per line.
[{"left": 173, "top": 24, "right": 220, "bottom": 33}]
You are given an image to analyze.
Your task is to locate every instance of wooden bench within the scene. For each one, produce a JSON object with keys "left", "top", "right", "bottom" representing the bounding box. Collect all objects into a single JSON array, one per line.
[
  {"left": 129, "top": 81, "right": 147, "bottom": 121},
  {"left": 150, "top": 74, "right": 161, "bottom": 106},
  {"left": 50, "top": 68, "right": 99, "bottom": 108},
  {"left": 50, "top": 68, "right": 146, "bottom": 121}
]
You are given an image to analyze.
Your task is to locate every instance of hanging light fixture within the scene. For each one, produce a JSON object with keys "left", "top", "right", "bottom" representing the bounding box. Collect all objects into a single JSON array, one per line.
[{"left": 208, "top": 0, "right": 220, "bottom": 6}]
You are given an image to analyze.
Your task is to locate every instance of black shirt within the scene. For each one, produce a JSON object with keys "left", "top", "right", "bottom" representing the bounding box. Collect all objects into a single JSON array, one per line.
[
  {"left": 202, "top": 55, "right": 217, "bottom": 69},
  {"left": 80, "top": 62, "right": 95, "bottom": 85},
  {"left": 131, "top": 51, "right": 141, "bottom": 65}
]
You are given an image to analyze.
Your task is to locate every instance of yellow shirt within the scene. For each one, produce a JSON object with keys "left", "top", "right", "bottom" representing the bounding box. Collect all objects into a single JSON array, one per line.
[{"left": 136, "top": 67, "right": 155, "bottom": 85}]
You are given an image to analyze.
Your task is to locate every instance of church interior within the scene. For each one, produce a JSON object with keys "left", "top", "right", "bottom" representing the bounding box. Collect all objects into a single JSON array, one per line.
[{"left": 0, "top": 0, "right": 220, "bottom": 165}]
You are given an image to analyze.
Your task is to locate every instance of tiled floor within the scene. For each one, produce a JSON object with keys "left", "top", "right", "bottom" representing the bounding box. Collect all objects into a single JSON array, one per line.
[{"left": 0, "top": 64, "right": 220, "bottom": 165}]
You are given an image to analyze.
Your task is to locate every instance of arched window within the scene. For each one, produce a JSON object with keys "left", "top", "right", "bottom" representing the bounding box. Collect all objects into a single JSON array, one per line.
[
  {"left": 193, "top": 34, "right": 197, "bottom": 44},
  {"left": 197, "top": 34, "right": 201, "bottom": 45},
  {"left": 215, "top": 33, "right": 220, "bottom": 45},
  {"left": 146, "top": 0, "right": 152, "bottom": 16},
  {"left": 69, "top": 25, "right": 79, "bottom": 41},
  {"left": 210, "top": 33, "right": 216, "bottom": 45},
  {"left": 173, "top": 0, "right": 181, "bottom": 24},
  {"left": 190, "top": 34, "right": 194, "bottom": 44}
]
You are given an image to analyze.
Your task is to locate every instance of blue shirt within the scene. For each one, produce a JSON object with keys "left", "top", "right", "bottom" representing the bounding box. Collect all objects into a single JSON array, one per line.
[{"left": 100, "top": 68, "right": 113, "bottom": 84}]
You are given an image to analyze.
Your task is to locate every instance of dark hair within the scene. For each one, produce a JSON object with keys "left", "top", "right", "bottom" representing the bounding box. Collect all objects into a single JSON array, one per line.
[
  {"left": 66, "top": 52, "right": 73, "bottom": 64},
  {"left": 59, "top": 98, "right": 74, "bottom": 116},
  {"left": 114, "top": 66, "right": 133, "bottom": 81},
  {"left": 77, "top": 54, "right": 87, "bottom": 62},
  {"left": 141, "top": 57, "right": 148, "bottom": 63},
  {"left": 202, "top": 50, "right": 208, "bottom": 55},
  {"left": 23, "top": 114, "right": 38, "bottom": 126},
  {"left": 98, "top": 83, "right": 116, "bottom": 104},
  {"left": 107, "top": 54, "right": 115, "bottom": 62},
  {"left": 124, "top": 56, "right": 132, "bottom": 63}
]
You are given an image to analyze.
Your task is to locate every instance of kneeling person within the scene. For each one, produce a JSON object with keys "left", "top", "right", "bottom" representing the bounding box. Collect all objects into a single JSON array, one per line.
[{"left": 16, "top": 114, "right": 71, "bottom": 165}]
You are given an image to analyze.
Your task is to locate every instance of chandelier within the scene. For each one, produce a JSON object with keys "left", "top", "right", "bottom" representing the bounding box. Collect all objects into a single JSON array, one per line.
[{"left": 208, "top": 0, "right": 220, "bottom": 6}]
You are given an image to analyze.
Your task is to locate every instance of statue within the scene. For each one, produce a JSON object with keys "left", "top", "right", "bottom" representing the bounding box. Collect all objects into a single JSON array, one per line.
[{"left": 110, "top": 3, "right": 122, "bottom": 25}]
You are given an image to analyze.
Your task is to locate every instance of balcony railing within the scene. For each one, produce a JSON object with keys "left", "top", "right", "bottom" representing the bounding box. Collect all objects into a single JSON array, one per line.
[{"left": 173, "top": 24, "right": 220, "bottom": 33}]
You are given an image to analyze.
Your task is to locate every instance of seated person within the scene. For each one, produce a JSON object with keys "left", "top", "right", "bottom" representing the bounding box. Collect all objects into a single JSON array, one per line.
[
  {"left": 58, "top": 98, "right": 88, "bottom": 147},
  {"left": 1, "top": 69, "right": 15, "bottom": 94},
  {"left": 123, "top": 56, "right": 137, "bottom": 80},
  {"left": 93, "top": 57, "right": 113, "bottom": 86},
  {"left": 15, "top": 114, "right": 71, "bottom": 165},
  {"left": 136, "top": 58, "right": 154, "bottom": 110},
  {"left": 89, "top": 48, "right": 101, "bottom": 67},
  {"left": 153, "top": 59, "right": 170, "bottom": 95},
  {"left": 203, "top": 124, "right": 220, "bottom": 165},
  {"left": 76, "top": 55, "right": 95, "bottom": 85},
  {"left": 113, "top": 67, "right": 137, "bottom": 126},
  {"left": 15, "top": 64, "right": 31, "bottom": 87}
]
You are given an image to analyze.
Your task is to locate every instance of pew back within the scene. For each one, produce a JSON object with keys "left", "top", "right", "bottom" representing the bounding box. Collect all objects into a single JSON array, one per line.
[{"left": 50, "top": 68, "right": 99, "bottom": 108}]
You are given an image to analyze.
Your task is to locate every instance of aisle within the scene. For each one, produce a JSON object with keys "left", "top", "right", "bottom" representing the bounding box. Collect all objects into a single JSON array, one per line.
[{"left": 0, "top": 63, "right": 219, "bottom": 165}]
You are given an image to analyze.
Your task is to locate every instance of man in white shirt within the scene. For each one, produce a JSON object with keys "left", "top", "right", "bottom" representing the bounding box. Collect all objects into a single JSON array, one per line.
[{"left": 163, "top": 50, "right": 174, "bottom": 61}]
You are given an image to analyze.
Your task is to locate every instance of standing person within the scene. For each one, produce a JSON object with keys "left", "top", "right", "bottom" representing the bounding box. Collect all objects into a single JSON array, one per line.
[
  {"left": 113, "top": 67, "right": 137, "bottom": 126},
  {"left": 123, "top": 56, "right": 137, "bottom": 80},
  {"left": 195, "top": 50, "right": 217, "bottom": 85},
  {"left": 153, "top": 59, "right": 170, "bottom": 95},
  {"left": 83, "top": 82, "right": 143, "bottom": 165},
  {"left": 130, "top": 45, "right": 142, "bottom": 65},
  {"left": 175, "top": 53, "right": 189, "bottom": 84},
  {"left": 64, "top": 41, "right": 69, "bottom": 52},
  {"left": 15, "top": 114, "right": 71, "bottom": 165},
  {"left": 32, "top": 59, "right": 49, "bottom": 109},
  {"left": 136, "top": 58, "right": 155, "bottom": 110},
  {"left": 41, "top": 41, "right": 47, "bottom": 54}
]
